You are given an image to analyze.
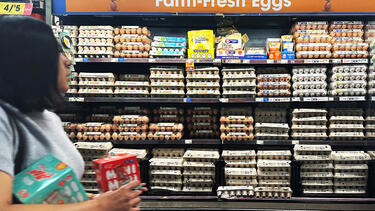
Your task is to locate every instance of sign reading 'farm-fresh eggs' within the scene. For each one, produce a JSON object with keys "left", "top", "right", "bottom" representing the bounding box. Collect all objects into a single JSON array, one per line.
[{"left": 64, "top": 0, "right": 375, "bottom": 14}]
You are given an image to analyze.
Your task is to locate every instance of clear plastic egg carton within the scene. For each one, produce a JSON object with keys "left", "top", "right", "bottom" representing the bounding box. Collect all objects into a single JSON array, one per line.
[
  {"left": 225, "top": 168, "right": 257, "bottom": 180},
  {"left": 113, "top": 115, "right": 150, "bottom": 124},
  {"left": 330, "top": 21, "right": 364, "bottom": 30},
  {"left": 295, "top": 34, "right": 332, "bottom": 44},
  {"left": 152, "top": 148, "right": 184, "bottom": 158},
  {"left": 257, "top": 150, "right": 292, "bottom": 160},
  {"left": 220, "top": 116, "right": 254, "bottom": 125},
  {"left": 292, "top": 66, "right": 327, "bottom": 75},
  {"left": 257, "top": 81, "right": 291, "bottom": 90},
  {"left": 333, "top": 42, "right": 369, "bottom": 52},
  {"left": 183, "top": 149, "right": 220, "bottom": 163},
  {"left": 257, "top": 74, "right": 291, "bottom": 82},
  {"left": 217, "top": 186, "right": 254, "bottom": 198},
  {"left": 330, "top": 72, "right": 367, "bottom": 82},
  {"left": 149, "top": 123, "right": 184, "bottom": 133},
  {"left": 292, "top": 22, "right": 329, "bottom": 32},
  {"left": 254, "top": 187, "right": 292, "bottom": 198},
  {"left": 74, "top": 142, "right": 113, "bottom": 156},
  {"left": 226, "top": 179, "right": 258, "bottom": 187},
  {"left": 109, "top": 148, "right": 147, "bottom": 159},
  {"left": 330, "top": 29, "right": 364, "bottom": 38},
  {"left": 220, "top": 132, "right": 255, "bottom": 142},
  {"left": 331, "top": 65, "right": 367, "bottom": 74}
]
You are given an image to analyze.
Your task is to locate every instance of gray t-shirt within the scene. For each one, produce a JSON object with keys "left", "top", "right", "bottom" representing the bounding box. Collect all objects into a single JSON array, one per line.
[{"left": 0, "top": 101, "right": 84, "bottom": 178}]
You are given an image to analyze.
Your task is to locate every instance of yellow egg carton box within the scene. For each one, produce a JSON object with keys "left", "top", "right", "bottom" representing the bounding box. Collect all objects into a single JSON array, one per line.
[
  {"left": 188, "top": 30, "right": 215, "bottom": 50},
  {"left": 13, "top": 154, "right": 88, "bottom": 204}
]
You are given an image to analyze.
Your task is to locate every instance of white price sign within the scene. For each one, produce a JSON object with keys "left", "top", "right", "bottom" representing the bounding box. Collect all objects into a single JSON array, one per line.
[
  {"left": 303, "top": 97, "right": 329, "bottom": 102},
  {"left": 68, "top": 97, "right": 84, "bottom": 102},
  {"left": 339, "top": 96, "right": 365, "bottom": 101}
]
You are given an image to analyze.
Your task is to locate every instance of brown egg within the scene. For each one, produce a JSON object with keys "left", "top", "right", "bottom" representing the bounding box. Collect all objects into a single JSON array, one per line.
[
  {"left": 76, "top": 124, "right": 83, "bottom": 132},
  {"left": 105, "top": 133, "right": 111, "bottom": 140},
  {"left": 124, "top": 126, "right": 129, "bottom": 132},
  {"left": 69, "top": 132, "right": 75, "bottom": 139},
  {"left": 154, "top": 134, "right": 159, "bottom": 140},
  {"left": 142, "top": 27, "right": 148, "bottom": 35},
  {"left": 84, "top": 135, "right": 89, "bottom": 141},
  {"left": 232, "top": 135, "right": 237, "bottom": 141},
  {"left": 220, "top": 125, "right": 225, "bottom": 133},
  {"left": 136, "top": 134, "right": 141, "bottom": 141},
  {"left": 147, "top": 133, "right": 154, "bottom": 140},
  {"left": 120, "top": 36, "right": 125, "bottom": 43},
  {"left": 159, "top": 135, "right": 165, "bottom": 140},
  {"left": 114, "top": 36, "right": 120, "bottom": 43},
  {"left": 136, "top": 126, "right": 141, "bottom": 132},
  {"left": 124, "top": 135, "right": 129, "bottom": 141},
  {"left": 132, "top": 54, "right": 137, "bottom": 58},
  {"left": 130, "top": 126, "right": 135, "bottom": 132},
  {"left": 120, "top": 53, "right": 126, "bottom": 58},
  {"left": 172, "top": 125, "right": 177, "bottom": 132},
  {"left": 125, "top": 53, "right": 131, "bottom": 58},
  {"left": 120, "top": 28, "right": 126, "bottom": 34},
  {"left": 128, "top": 45, "right": 133, "bottom": 51},
  {"left": 114, "top": 51, "right": 120, "bottom": 58},
  {"left": 112, "top": 132, "right": 118, "bottom": 140},
  {"left": 131, "top": 28, "right": 136, "bottom": 34},
  {"left": 177, "top": 124, "right": 183, "bottom": 132},
  {"left": 176, "top": 133, "right": 182, "bottom": 140},
  {"left": 171, "top": 133, "right": 176, "bottom": 140},
  {"left": 117, "top": 117, "right": 124, "bottom": 124},
  {"left": 118, "top": 135, "right": 123, "bottom": 141},
  {"left": 139, "top": 45, "right": 145, "bottom": 51},
  {"left": 137, "top": 28, "right": 142, "bottom": 35},
  {"left": 144, "top": 44, "right": 151, "bottom": 51},
  {"left": 105, "top": 124, "right": 111, "bottom": 132},
  {"left": 118, "top": 126, "right": 123, "bottom": 132},
  {"left": 226, "top": 134, "right": 231, "bottom": 141},
  {"left": 133, "top": 45, "right": 139, "bottom": 51},
  {"left": 129, "top": 134, "right": 135, "bottom": 141},
  {"left": 141, "top": 133, "right": 147, "bottom": 140},
  {"left": 143, "top": 52, "right": 149, "bottom": 58},
  {"left": 114, "top": 28, "right": 120, "bottom": 35},
  {"left": 220, "top": 134, "right": 226, "bottom": 141},
  {"left": 143, "top": 116, "right": 149, "bottom": 124},
  {"left": 136, "top": 36, "right": 142, "bottom": 42},
  {"left": 125, "top": 37, "right": 131, "bottom": 42},
  {"left": 165, "top": 135, "right": 170, "bottom": 141},
  {"left": 131, "top": 37, "right": 136, "bottom": 42}
]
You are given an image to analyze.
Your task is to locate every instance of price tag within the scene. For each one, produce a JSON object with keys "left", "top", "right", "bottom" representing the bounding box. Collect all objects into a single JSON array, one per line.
[
  {"left": 213, "top": 59, "right": 221, "bottom": 65},
  {"left": 219, "top": 98, "right": 229, "bottom": 103},
  {"left": 148, "top": 58, "right": 156, "bottom": 63},
  {"left": 255, "top": 98, "right": 264, "bottom": 102},
  {"left": 269, "top": 97, "right": 290, "bottom": 102},
  {"left": 75, "top": 58, "right": 83, "bottom": 62},
  {"left": 328, "top": 97, "right": 335, "bottom": 101},
  {"left": 111, "top": 58, "right": 118, "bottom": 62},
  {"left": 372, "top": 96, "right": 375, "bottom": 101},
  {"left": 68, "top": 97, "right": 84, "bottom": 102},
  {"left": 339, "top": 96, "right": 365, "bottom": 101},
  {"left": 0, "top": 2, "right": 31, "bottom": 15},
  {"left": 186, "top": 59, "right": 194, "bottom": 71},
  {"left": 292, "top": 140, "right": 300, "bottom": 145},
  {"left": 303, "top": 97, "right": 329, "bottom": 102},
  {"left": 185, "top": 139, "right": 193, "bottom": 144},
  {"left": 332, "top": 59, "right": 341, "bottom": 64},
  {"left": 118, "top": 58, "right": 125, "bottom": 62},
  {"left": 257, "top": 140, "right": 264, "bottom": 145},
  {"left": 292, "top": 97, "right": 301, "bottom": 102},
  {"left": 266, "top": 60, "right": 274, "bottom": 64},
  {"left": 184, "top": 98, "right": 192, "bottom": 103},
  {"left": 281, "top": 60, "right": 288, "bottom": 64},
  {"left": 242, "top": 59, "right": 251, "bottom": 64},
  {"left": 343, "top": 59, "right": 367, "bottom": 64}
]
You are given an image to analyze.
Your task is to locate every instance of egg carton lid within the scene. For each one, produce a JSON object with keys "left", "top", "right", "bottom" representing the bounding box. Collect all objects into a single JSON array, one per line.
[
  {"left": 294, "top": 144, "right": 332, "bottom": 152},
  {"left": 301, "top": 163, "right": 334, "bottom": 169},
  {"left": 79, "top": 72, "right": 115, "bottom": 78},
  {"left": 151, "top": 170, "right": 182, "bottom": 176},
  {"left": 255, "top": 123, "right": 289, "bottom": 129},
  {"left": 226, "top": 168, "right": 257, "bottom": 176},
  {"left": 257, "top": 170, "right": 290, "bottom": 177},
  {"left": 183, "top": 161, "right": 215, "bottom": 168},
  {"left": 257, "top": 160, "right": 291, "bottom": 168},
  {"left": 183, "top": 178, "right": 213, "bottom": 184},
  {"left": 150, "top": 158, "right": 184, "bottom": 166},
  {"left": 295, "top": 155, "right": 332, "bottom": 161},
  {"left": 254, "top": 187, "right": 292, "bottom": 193},
  {"left": 183, "top": 170, "right": 215, "bottom": 176},
  {"left": 74, "top": 142, "right": 113, "bottom": 150},
  {"left": 222, "top": 150, "right": 256, "bottom": 158},
  {"left": 109, "top": 148, "right": 147, "bottom": 159},
  {"left": 257, "top": 150, "right": 292, "bottom": 157},
  {"left": 182, "top": 187, "right": 212, "bottom": 192}
]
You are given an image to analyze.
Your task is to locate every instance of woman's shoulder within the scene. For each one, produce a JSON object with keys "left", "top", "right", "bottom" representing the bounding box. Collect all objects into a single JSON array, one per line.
[{"left": 0, "top": 105, "right": 12, "bottom": 132}]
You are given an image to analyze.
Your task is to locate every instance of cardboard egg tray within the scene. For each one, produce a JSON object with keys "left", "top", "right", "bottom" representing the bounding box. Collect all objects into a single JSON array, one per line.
[
  {"left": 293, "top": 81, "right": 327, "bottom": 90},
  {"left": 329, "top": 115, "right": 364, "bottom": 123},
  {"left": 187, "top": 107, "right": 218, "bottom": 116},
  {"left": 293, "top": 88, "right": 327, "bottom": 97},
  {"left": 334, "top": 179, "right": 367, "bottom": 187},
  {"left": 295, "top": 51, "right": 332, "bottom": 59},
  {"left": 334, "top": 164, "right": 368, "bottom": 172},
  {"left": 152, "top": 148, "right": 184, "bottom": 157},
  {"left": 292, "top": 133, "right": 328, "bottom": 140},
  {"left": 330, "top": 81, "right": 366, "bottom": 89},
  {"left": 254, "top": 187, "right": 292, "bottom": 198},
  {"left": 183, "top": 170, "right": 215, "bottom": 179},
  {"left": 257, "top": 169, "right": 291, "bottom": 180},
  {"left": 295, "top": 43, "right": 332, "bottom": 52},
  {"left": 184, "top": 161, "right": 215, "bottom": 170},
  {"left": 222, "top": 79, "right": 256, "bottom": 88},
  {"left": 332, "top": 151, "right": 371, "bottom": 162},
  {"left": 257, "top": 151, "right": 292, "bottom": 160},
  {"left": 226, "top": 179, "right": 258, "bottom": 187},
  {"left": 291, "top": 124, "right": 327, "bottom": 131},
  {"left": 151, "top": 178, "right": 182, "bottom": 185},
  {"left": 109, "top": 148, "right": 147, "bottom": 159},
  {"left": 153, "top": 107, "right": 184, "bottom": 115},
  {"left": 217, "top": 186, "right": 255, "bottom": 198},
  {"left": 292, "top": 73, "right": 327, "bottom": 82},
  {"left": 78, "top": 38, "right": 114, "bottom": 47},
  {"left": 330, "top": 72, "right": 367, "bottom": 81},
  {"left": 329, "top": 132, "right": 365, "bottom": 140},
  {"left": 329, "top": 29, "right": 364, "bottom": 37},
  {"left": 329, "top": 88, "right": 367, "bottom": 96},
  {"left": 77, "top": 88, "right": 113, "bottom": 96},
  {"left": 153, "top": 114, "right": 184, "bottom": 123},
  {"left": 302, "top": 180, "right": 333, "bottom": 188},
  {"left": 222, "top": 67, "right": 256, "bottom": 78},
  {"left": 293, "top": 66, "right": 327, "bottom": 75},
  {"left": 186, "top": 67, "right": 219, "bottom": 77},
  {"left": 186, "top": 80, "right": 220, "bottom": 89},
  {"left": 115, "top": 81, "right": 149, "bottom": 87},
  {"left": 150, "top": 67, "right": 184, "bottom": 79},
  {"left": 225, "top": 168, "right": 257, "bottom": 179}
]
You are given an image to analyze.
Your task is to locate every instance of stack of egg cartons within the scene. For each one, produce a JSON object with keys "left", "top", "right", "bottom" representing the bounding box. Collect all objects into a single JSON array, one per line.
[
  {"left": 223, "top": 150, "right": 257, "bottom": 188},
  {"left": 329, "top": 108, "right": 365, "bottom": 140},
  {"left": 150, "top": 66, "right": 185, "bottom": 98},
  {"left": 366, "top": 22, "right": 375, "bottom": 59},
  {"left": 219, "top": 107, "right": 254, "bottom": 142},
  {"left": 330, "top": 21, "right": 368, "bottom": 59},
  {"left": 111, "top": 115, "right": 150, "bottom": 141},
  {"left": 66, "top": 72, "right": 79, "bottom": 96},
  {"left": 186, "top": 107, "right": 219, "bottom": 138},
  {"left": 292, "top": 21, "right": 332, "bottom": 59},
  {"left": 150, "top": 36, "right": 186, "bottom": 58},
  {"left": 183, "top": 149, "right": 219, "bottom": 193},
  {"left": 74, "top": 142, "right": 113, "bottom": 193},
  {"left": 78, "top": 73, "right": 115, "bottom": 97},
  {"left": 292, "top": 66, "right": 328, "bottom": 97},
  {"left": 222, "top": 67, "right": 256, "bottom": 98},
  {"left": 256, "top": 67, "right": 291, "bottom": 97},
  {"left": 217, "top": 186, "right": 254, "bottom": 199},
  {"left": 329, "top": 65, "right": 367, "bottom": 96},
  {"left": 186, "top": 67, "right": 220, "bottom": 98},
  {"left": 295, "top": 144, "right": 334, "bottom": 195},
  {"left": 114, "top": 74, "right": 149, "bottom": 97},
  {"left": 254, "top": 107, "right": 289, "bottom": 140},
  {"left": 365, "top": 110, "right": 375, "bottom": 140},
  {"left": 255, "top": 150, "right": 292, "bottom": 198},
  {"left": 149, "top": 148, "right": 184, "bottom": 192},
  {"left": 332, "top": 151, "right": 370, "bottom": 195},
  {"left": 368, "top": 65, "right": 375, "bottom": 96},
  {"left": 150, "top": 106, "right": 184, "bottom": 141},
  {"left": 291, "top": 109, "right": 328, "bottom": 140},
  {"left": 77, "top": 26, "right": 114, "bottom": 58},
  {"left": 113, "top": 26, "right": 151, "bottom": 58}
]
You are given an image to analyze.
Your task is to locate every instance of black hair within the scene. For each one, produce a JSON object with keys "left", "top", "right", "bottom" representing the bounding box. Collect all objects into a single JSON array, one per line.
[{"left": 0, "top": 16, "right": 64, "bottom": 113}]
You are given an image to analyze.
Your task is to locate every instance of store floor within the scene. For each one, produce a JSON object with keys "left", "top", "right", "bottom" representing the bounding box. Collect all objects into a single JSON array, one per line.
[{"left": 140, "top": 201, "right": 375, "bottom": 210}]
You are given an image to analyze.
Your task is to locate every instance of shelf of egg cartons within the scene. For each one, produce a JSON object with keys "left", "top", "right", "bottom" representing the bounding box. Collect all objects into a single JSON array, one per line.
[
  {"left": 148, "top": 106, "right": 184, "bottom": 141},
  {"left": 76, "top": 26, "right": 114, "bottom": 58},
  {"left": 66, "top": 72, "right": 79, "bottom": 96},
  {"left": 186, "top": 107, "right": 219, "bottom": 139},
  {"left": 150, "top": 66, "right": 185, "bottom": 98},
  {"left": 149, "top": 36, "right": 186, "bottom": 59},
  {"left": 292, "top": 21, "right": 332, "bottom": 60},
  {"left": 294, "top": 144, "right": 334, "bottom": 196},
  {"left": 186, "top": 67, "right": 221, "bottom": 98},
  {"left": 292, "top": 66, "right": 328, "bottom": 98},
  {"left": 328, "top": 65, "right": 367, "bottom": 97},
  {"left": 113, "top": 26, "right": 151, "bottom": 59},
  {"left": 330, "top": 21, "right": 369, "bottom": 60},
  {"left": 332, "top": 151, "right": 371, "bottom": 195},
  {"left": 222, "top": 67, "right": 256, "bottom": 98},
  {"left": 329, "top": 108, "right": 365, "bottom": 141},
  {"left": 149, "top": 148, "right": 185, "bottom": 192},
  {"left": 219, "top": 150, "right": 257, "bottom": 199},
  {"left": 182, "top": 149, "right": 220, "bottom": 193},
  {"left": 366, "top": 110, "right": 375, "bottom": 140},
  {"left": 70, "top": 72, "right": 115, "bottom": 97},
  {"left": 114, "top": 74, "right": 149, "bottom": 97},
  {"left": 256, "top": 67, "right": 291, "bottom": 99},
  {"left": 254, "top": 107, "right": 289, "bottom": 141},
  {"left": 255, "top": 150, "right": 292, "bottom": 198},
  {"left": 220, "top": 107, "right": 254, "bottom": 144},
  {"left": 74, "top": 142, "right": 113, "bottom": 193},
  {"left": 291, "top": 109, "right": 328, "bottom": 141}
]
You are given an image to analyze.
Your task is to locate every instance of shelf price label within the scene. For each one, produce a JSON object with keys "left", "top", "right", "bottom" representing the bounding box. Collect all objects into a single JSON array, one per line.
[
  {"left": 0, "top": 2, "right": 32, "bottom": 15},
  {"left": 303, "top": 97, "right": 329, "bottom": 102},
  {"left": 339, "top": 96, "right": 365, "bottom": 101},
  {"left": 68, "top": 97, "right": 84, "bottom": 102},
  {"left": 186, "top": 59, "right": 194, "bottom": 71}
]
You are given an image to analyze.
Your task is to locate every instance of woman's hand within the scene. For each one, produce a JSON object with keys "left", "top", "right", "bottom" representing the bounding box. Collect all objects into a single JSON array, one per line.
[{"left": 93, "top": 180, "right": 147, "bottom": 211}]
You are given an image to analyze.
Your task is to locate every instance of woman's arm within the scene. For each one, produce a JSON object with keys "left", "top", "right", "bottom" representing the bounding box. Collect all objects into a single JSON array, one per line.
[{"left": 0, "top": 171, "right": 144, "bottom": 211}]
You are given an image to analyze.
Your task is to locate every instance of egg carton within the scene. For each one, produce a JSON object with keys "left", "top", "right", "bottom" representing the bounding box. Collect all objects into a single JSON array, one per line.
[
  {"left": 293, "top": 89, "right": 328, "bottom": 97},
  {"left": 291, "top": 124, "right": 327, "bottom": 132},
  {"left": 334, "top": 178, "right": 367, "bottom": 186},
  {"left": 256, "top": 90, "right": 291, "bottom": 97},
  {"left": 86, "top": 114, "right": 113, "bottom": 122},
  {"left": 183, "top": 150, "right": 220, "bottom": 162},
  {"left": 218, "top": 186, "right": 255, "bottom": 198},
  {"left": 226, "top": 179, "right": 258, "bottom": 187},
  {"left": 333, "top": 42, "right": 369, "bottom": 52},
  {"left": 334, "top": 188, "right": 366, "bottom": 194},
  {"left": 330, "top": 109, "right": 364, "bottom": 116},
  {"left": 183, "top": 178, "right": 214, "bottom": 186},
  {"left": 76, "top": 88, "right": 113, "bottom": 96},
  {"left": 220, "top": 124, "right": 254, "bottom": 133},
  {"left": 113, "top": 36, "right": 151, "bottom": 46},
  {"left": 183, "top": 161, "right": 215, "bottom": 170},
  {"left": 257, "top": 151, "right": 292, "bottom": 160},
  {"left": 152, "top": 107, "right": 184, "bottom": 115},
  {"left": 80, "top": 25, "right": 113, "bottom": 30},
  {"left": 295, "top": 51, "right": 332, "bottom": 59},
  {"left": 255, "top": 133, "right": 288, "bottom": 140},
  {"left": 334, "top": 164, "right": 368, "bottom": 171},
  {"left": 254, "top": 187, "right": 292, "bottom": 198},
  {"left": 329, "top": 116, "right": 364, "bottom": 123},
  {"left": 150, "top": 170, "right": 182, "bottom": 178},
  {"left": 257, "top": 82, "right": 291, "bottom": 90},
  {"left": 257, "top": 160, "right": 291, "bottom": 169},
  {"left": 255, "top": 123, "right": 289, "bottom": 132},
  {"left": 293, "top": 30, "right": 329, "bottom": 37},
  {"left": 150, "top": 68, "right": 184, "bottom": 79},
  {"left": 329, "top": 124, "right": 364, "bottom": 132},
  {"left": 255, "top": 110, "right": 286, "bottom": 119},
  {"left": 330, "top": 72, "right": 367, "bottom": 82},
  {"left": 332, "top": 51, "right": 368, "bottom": 59},
  {"left": 221, "top": 107, "right": 253, "bottom": 116},
  {"left": 292, "top": 73, "right": 327, "bottom": 82},
  {"left": 220, "top": 116, "right": 254, "bottom": 124},
  {"left": 112, "top": 115, "right": 150, "bottom": 124},
  {"left": 74, "top": 122, "right": 112, "bottom": 132},
  {"left": 149, "top": 50, "right": 185, "bottom": 58},
  {"left": 330, "top": 21, "right": 364, "bottom": 30},
  {"left": 302, "top": 180, "right": 333, "bottom": 186},
  {"left": 220, "top": 132, "right": 255, "bottom": 142},
  {"left": 330, "top": 29, "right": 364, "bottom": 37},
  {"left": 188, "top": 123, "right": 218, "bottom": 131},
  {"left": 222, "top": 67, "right": 256, "bottom": 78},
  {"left": 330, "top": 81, "right": 366, "bottom": 89},
  {"left": 295, "top": 43, "right": 332, "bottom": 52},
  {"left": 292, "top": 66, "right": 327, "bottom": 75},
  {"left": 222, "top": 89, "right": 257, "bottom": 98},
  {"left": 150, "top": 88, "right": 185, "bottom": 97},
  {"left": 113, "top": 50, "right": 149, "bottom": 58},
  {"left": 368, "top": 81, "right": 375, "bottom": 88},
  {"left": 114, "top": 88, "right": 149, "bottom": 97},
  {"left": 301, "top": 164, "right": 334, "bottom": 172},
  {"left": 75, "top": 132, "right": 112, "bottom": 141},
  {"left": 186, "top": 107, "right": 218, "bottom": 115},
  {"left": 78, "top": 73, "right": 115, "bottom": 82},
  {"left": 257, "top": 170, "right": 290, "bottom": 180},
  {"left": 295, "top": 35, "right": 332, "bottom": 44},
  {"left": 303, "top": 188, "right": 333, "bottom": 195},
  {"left": 152, "top": 148, "right": 184, "bottom": 158},
  {"left": 329, "top": 132, "right": 365, "bottom": 140},
  {"left": 151, "top": 186, "right": 182, "bottom": 192},
  {"left": 78, "top": 38, "right": 114, "bottom": 47},
  {"left": 114, "top": 132, "right": 148, "bottom": 141},
  {"left": 150, "top": 178, "right": 182, "bottom": 184},
  {"left": 182, "top": 186, "right": 213, "bottom": 192},
  {"left": 78, "top": 33, "right": 113, "bottom": 39},
  {"left": 59, "top": 114, "right": 80, "bottom": 122},
  {"left": 150, "top": 158, "right": 184, "bottom": 168},
  {"left": 80, "top": 181, "right": 99, "bottom": 191},
  {"left": 295, "top": 154, "right": 332, "bottom": 162},
  {"left": 114, "top": 26, "right": 151, "bottom": 36},
  {"left": 76, "top": 50, "right": 113, "bottom": 58},
  {"left": 109, "top": 148, "right": 147, "bottom": 159},
  {"left": 114, "top": 42, "right": 151, "bottom": 52},
  {"left": 187, "top": 66, "right": 219, "bottom": 75},
  {"left": 334, "top": 172, "right": 368, "bottom": 179},
  {"left": 190, "top": 130, "right": 220, "bottom": 138},
  {"left": 224, "top": 160, "right": 257, "bottom": 168},
  {"left": 186, "top": 81, "right": 220, "bottom": 88},
  {"left": 301, "top": 172, "right": 334, "bottom": 179},
  {"left": 293, "top": 81, "right": 327, "bottom": 90},
  {"left": 148, "top": 123, "right": 184, "bottom": 133},
  {"left": 147, "top": 132, "right": 183, "bottom": 141},
  {"left": 153, "top": 114, "right": 184, "bottom": 123},
  {"left": 292, "top": 22, "right": 329, "bottom": 30},
  {"left": 187, "top": 115, "right": 217, "bottom": 123},
  {"left": 114, "top": 81, "right": 149, "bottom": 87},
  {"left": 186, "top": 88, "right": 221, "bottom": 98},
  {"left": 332, "top": 36, "right": 364, "bottom": 44},
  {"left": 74, "top": 142, "right": 113, "bottom": 154},
  {"left": 222, "top": 80, "right": 256, "bottom": 88},
  {"left": 366, "top": 124, "right": 375, "bottom": 131},
  {"left": 225, "top": 168, "right": 257, "bottom": 179},
  {"left": 292, "top": 133, "right": 328, "bottom": 140},
  {"left": 368, "top": 89, "right": 375, "bottom": 95},
  {"left": 257, "top": 74, "right": 291, "bottom": 82},
  {"left": 294, "top": 144, "right": 332, "bottom": 153},
  {"left": 183, "top": 170, "right": 215, "bottom": 178},
  {"left": 332, "top": 151, "right": 371, "bottom": 162},
  {"left": 257, "top": 179, "right": 290, "bottom": 187},
  {"left": 222, "top": 150, "right": 256, "bottom": 159},
  {"left": 151, "top": 41, "right": 186, "bottom": 48}
]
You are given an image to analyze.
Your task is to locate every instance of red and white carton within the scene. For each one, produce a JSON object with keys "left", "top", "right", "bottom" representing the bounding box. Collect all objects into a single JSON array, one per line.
[{"left": 93, "top": 153, "right": 141, "bottom": 192}]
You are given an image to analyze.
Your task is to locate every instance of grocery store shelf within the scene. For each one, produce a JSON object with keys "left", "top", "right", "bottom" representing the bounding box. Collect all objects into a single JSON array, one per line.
[
  {"left": 111, "top": 139, "right": 221, "bottom": 145},
  {"left": 74, "top": 58, "right": 369, "bottom": 65},
  {"left": 66, "top": 96, "right": 368, "bottom": 103}
]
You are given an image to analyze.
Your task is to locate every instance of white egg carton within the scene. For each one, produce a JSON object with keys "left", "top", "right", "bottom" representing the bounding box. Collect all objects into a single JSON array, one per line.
[
  {"left": 74, "top": 142, "right": 113, "bottom": 154},
  {"left": 115, "top": 81, "right": 149, "bottom": 87},
  {"left": 329, "top": 116, "right": 364, "bottom": 123},
  {"left": 78, "top": 38, "right": 114, "bottom": 47},
  {"left": 329, "top": 124, "right": 364, "bottom": 132},
  {"left": 78, "top": 88, "right": 113, "bottom": 96},
  {"left": 150, "top": 67, "right": 184, "bottom": 78},
  {"left": 293, "top": 89, "right": 328, "bottom": 97},
  {"left": 183, "top": 178, "right": 214, "bottom": 187},
  {"left": 292, "top": 111, "right": 327, "bottom": 119},
  {"left": 334, "top": 188, "right": 366, "bottom": 194},
  {"left": 254, "top": 187, "right": 292, "bottom": 198},
  {"left": 183, "top": 149, "right": 220, "bottom": 161},
  {"left": 150, "top": 170, "right": 182, "bottom": 179},
  {"left": 225, "top": 160, "right": 257, "bottom": 168},
  {"left": 334, "top": 179, "right": 367, "bottom": 187},
  {"left": 258, "top": 180, "right": 290, "bottom": 187},
  {"left": 183, "top": 170, "right": 215, "bottom": 178},
  {"left": 293, "top": 81, "right": 327, "bottom": 90},
  {"left": 292, "top": 66, "right": 327, "bottom": 74},
  {"left": 257, "top": 170, "right": 290, "bottom": 180},
  {"left": 301, "top": 172, "right": 334, "bottom": 178},
  {"left": 186, "top": 88, "right": 221, "bottom": 98},
  {"left": 149, "top": 158, "right": 184, "bottom": 169},
  {"left": 334, "top": 172, "right": 368, "bottom": 179},
  {"left": 225, "top": 168, "right": 257, "bottom": 179},
  {"left": 226, "top": 179, "right": 258, "bottom": 187},
  {"left": 150, "top": 88, "right": 185, "bottom": 97},
  {"left": 257, "top": 150, "right": 292, "bottom": 160},
  {"left": 254, "top": 133, "right": 289, "bottom": 140},
  {"left": 218, "top": 186, "right": 255, "bottom": 198},
  {"left": 183, "top": 161, "right": 215, "bottom": 171},
  {"left": 330, "top": 109, "right": 364, "bottom": 116},
  {"left": 152, "top": 148, "right": 184, "bottom": 157},
  {"left": 150, "top": 178, "right": 183, "bottom": 185},
  {"left": 257, "top": 160, "right": 291, "bottom": 169},
  {"left": 332, "top": 151, "right": 371, "bottom": 162},
  {"left": 294, "top": 144, "right": 332, "bottom": 153},
  {"left": 303, "top": 188, "right": 333, "bottom": 195},
  {"left": 114, "top": 88, "right": 149, "bottom": 97},
  {"left": 109, "top": 148, "right": 147, "bottom": 159},
  {"left": 254, "top": 123, "right": 289, "bottom": 132},
  {"left": 78, "top": 81, "right": 114, "bottom": 88},
  {"left": 302, "top": 180, "right": 333, "bottom": 186},
  {"left": 222, "top": 79, "right": 256, "bottom": 88},
  {"left": 222, "top": 67, "right": 256, "bottom": 76},
  {"left": 292, "top": 73, "right": 327, "bottom": 82},
  {"left": 222, "top": 89, "right": 256, "bottom": 97},
  {"left": 182, "top": 186, "right": 213, "bottom": 192},
  {"left": 222, "top": 150, "right": 256, "bottom": 159},
  {"left": 295, "top": 155, "right": 332, "bottom": 162},
  {"left": 330, "top": 80, "right": 366, "bottom": 89},
  {"left": 186, "top": 81, "right": 220, "bottom": 88},
  {"left": 331, "top": 65, "right": 367, "bottom": 73},
  {"left": 335, "top": 164, "right": 368, "bottom": 171},
  {"left": 78, "top": 72, "right": 115, "bottom": 82},
  {"left": 291, "top": 124, "right": 327, "bottom": 131},
  {"left": 329, "top": 132, "right": 365, "bottom": 140},
  {"left": 292, "top": 133, "right": 328, "bottom": 140},
  {"left": 330, "top": 72, "right": 367, "bottom": 81}
]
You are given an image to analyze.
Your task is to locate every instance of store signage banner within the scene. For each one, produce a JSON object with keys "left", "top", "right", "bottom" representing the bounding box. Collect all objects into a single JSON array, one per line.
[{"left": 56, "top": 0, "right": 375, "bottom": 14}]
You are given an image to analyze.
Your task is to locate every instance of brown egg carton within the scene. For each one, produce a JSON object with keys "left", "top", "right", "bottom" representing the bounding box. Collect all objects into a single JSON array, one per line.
[
  {"left": 257, "top": 150, "right": 292, "bottom": 160},
  {"left": 220, "top": 132, "right": 254, "bottom": 142},
  {"left": 222, "top": 150, "right": 256, "bottom": 160},
  {"left": 296, "top": 51, "right": 332, "bottom": 59},
  {"left": 189, "top": 130, "right": 220, "bottom": 138},
  {"left": 149, "top": 123, "right": 183, "bottom": 132},
  {"left": 152, "top": 148, "right": 185, "bottom": 157},
  {"left": 113, "top": 132, "right": 148, "bottom": 141},
  {"left": 187, "top": 122, "right": 218, "bottom": 131},
  {"left": 254, "top": 187, "right": 292, "bottom": 198},
  {"left": 225, "top": 179, "right": 258, "bottom": 187},
  {"left": 332, "top": 36, "right": 364, "bottom": 44},
  {"left": 257, "top": 82, "right": 291, "bottom": 90},
  {"left": 332, "top": 51, "right": 368, "bottom": 59},
  {"left": 296, "top": 43, "right": 332, "bottom": 52},
  {"left": 114, "top": 26, "right": 150, "bottom": 36},
  {"left": 187, "top": 114, "right": 217, "bottom": 123},
  {"left": 113, "top": 50, "right": 149, "bottom": 58},
  {"left": 330, "top": 21, "right": 364, "bottom": 30},
  {"left": 330, "top": 29, "right": 364, "bottom": 37},
  {"left": 153, "top": 114, "right": 184, "bottom": 123},
  {"left": 257, "top": 74, "right": 291, "bottom": 82},
  {"left": 74, "top": 132, "right": 111, "bottom": 141},
  {"left": 295, "top": 35, "right": 332, "bottom": 44},
  {"left": 220, "top": 116, "right": 254, "bottom": 124},
  {"left": 111, "top": 124, "right": 148, "bottom": 133},
  {"left": 114, "top": 42, "right": 151, "bottom": 51},
  {"left": 220, "top": 124, "right": 254, "bottom": 133},
  {"left": 332, "top": 43, "right": 369, "bottom": 52},
  {"left": 147, "top": 132, "right": 183, "bottom": 141},
  {"left": 292, "top": 22, "right": 329, "bottom": 31}
]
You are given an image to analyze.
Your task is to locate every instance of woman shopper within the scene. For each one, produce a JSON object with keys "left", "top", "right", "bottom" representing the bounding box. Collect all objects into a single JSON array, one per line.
[{"left": 0, "top": 16, "right": 146, "bottom": 211}]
